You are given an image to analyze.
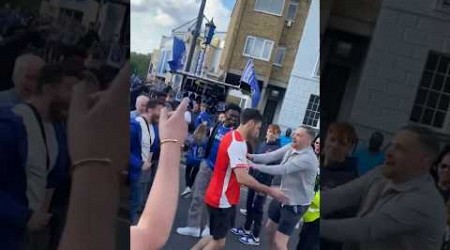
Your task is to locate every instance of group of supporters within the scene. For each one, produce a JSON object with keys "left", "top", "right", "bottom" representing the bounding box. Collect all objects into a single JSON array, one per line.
[{"left": 129, "top": 90, "right": 322, "bottom": 249}]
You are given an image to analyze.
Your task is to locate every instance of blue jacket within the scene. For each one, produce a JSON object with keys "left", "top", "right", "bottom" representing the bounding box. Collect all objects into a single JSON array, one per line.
[
  {"left": 0, "top": 107, "right": 70, "bottom": 249},
  {"left": 129, "top": 118, "right": 143, "bottom": 183},
  {"left": 0, "top": 108, "right": 29, "bottom": 250},
  {"left": 194, "top": 111, "right": 211, "bottom": 128},
  {"left": 186, "top": 138, "right": 207, "bottom": 166}
]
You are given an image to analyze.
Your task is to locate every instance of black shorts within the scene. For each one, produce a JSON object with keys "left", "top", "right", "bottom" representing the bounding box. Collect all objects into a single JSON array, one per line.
[
  {"left": 207, "top": 204, "right": 236, "bottom": 240},
  {"left": 268, "top": 199, "right": 308, "bottom": 236}
]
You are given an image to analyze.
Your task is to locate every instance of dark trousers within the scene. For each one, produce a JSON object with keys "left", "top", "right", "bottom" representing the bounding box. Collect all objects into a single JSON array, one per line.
[
  {"left": 185, "top": 163, "right": 200, "bottom": 188},
  {"left": 243, "top": 189, "right": 267, "bottom": 238},
  {"left": 129, "top": 179, "right": 142, "bottom": 225},
  {"left": 297, "top": 219, "right": 320, "bottom": 250}
]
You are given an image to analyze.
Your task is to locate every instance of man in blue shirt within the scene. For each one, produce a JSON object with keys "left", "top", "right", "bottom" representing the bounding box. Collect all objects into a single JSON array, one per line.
[
  {"left": 354, "top": 131, "right": 385, "bottom": 176},
  {"left": 177, "top": 103, "right": 241, "bottom": 238},
  {"left": 280, "top": 128, "right": 293, "bottom": 147}
]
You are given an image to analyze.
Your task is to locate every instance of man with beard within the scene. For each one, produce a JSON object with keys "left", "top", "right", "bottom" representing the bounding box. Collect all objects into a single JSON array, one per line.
[
  {"left": 0, "top": 62, "right": 82, "bottom": 249},
  {"left": 191, "top": 109, "right": 289, "bottom": 250},
  {"left": 321, "top": 125, "right": 446, "bottom": 250},
  {"left": 133, "top": 99, "right": 164, "bottom": 220}
]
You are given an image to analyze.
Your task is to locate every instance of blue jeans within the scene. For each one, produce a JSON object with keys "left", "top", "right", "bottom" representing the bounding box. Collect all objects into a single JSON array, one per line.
[{"left": 130, "top": 179, "right": 143, "bottom": 225}]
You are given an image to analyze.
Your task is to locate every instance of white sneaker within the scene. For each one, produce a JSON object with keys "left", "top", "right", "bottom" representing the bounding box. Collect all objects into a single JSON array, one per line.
[
  {"left": 181, "top": 187, "right": 192, "bottom": 196},
  {"left": 201, "top": 227, "right": 210, "bottom": 237},
  {"left": 176, "top": 227, "right": 201, "bottom": 237},
  {"left": 240, "top": 208, "right": 247, "bottom": 216}
]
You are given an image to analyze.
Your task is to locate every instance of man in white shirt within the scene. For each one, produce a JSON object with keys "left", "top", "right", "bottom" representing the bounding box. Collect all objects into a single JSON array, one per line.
[
  {"left": 0, "top": 54, "right": 45, "bottom": 107},
  {"left": 130, "top": 95, "right": 149, "bottom": 119},
  {"left": 134, "top": 99, "right": 164, "bottom": 215}
]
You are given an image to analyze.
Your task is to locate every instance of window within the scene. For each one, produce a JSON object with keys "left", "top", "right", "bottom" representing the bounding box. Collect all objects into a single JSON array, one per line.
[
  {"left": 303, "top": 94, "right": 320, "bottom": 127},
  {"left": 254, "top": 0, "right": 285, "bottom": 16},
  {"left": 243, "top": 36, "right": 274, "bottom": 61},
  {"left": 410, "top": 51, "right": 450, "bottom": 128},
  {"left": 273, "top": 47, "right": 286, "bottom": 66},
  {"left": 286, "top": 0, "right": 299, "bottom": 21}
]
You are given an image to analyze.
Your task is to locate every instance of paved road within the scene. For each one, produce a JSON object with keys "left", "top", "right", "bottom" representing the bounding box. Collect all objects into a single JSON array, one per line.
[{"left": 162, "top": 165, "right": 300, "bottom": 250}]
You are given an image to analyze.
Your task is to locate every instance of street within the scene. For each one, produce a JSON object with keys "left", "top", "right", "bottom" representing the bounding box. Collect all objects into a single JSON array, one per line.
[{"left": 162, "top": 165, "right": 300, "bottom": 250}]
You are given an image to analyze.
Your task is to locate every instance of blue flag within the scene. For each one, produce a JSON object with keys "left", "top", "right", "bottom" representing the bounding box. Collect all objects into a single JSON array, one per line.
[
  {"left": 240, "top": 59, "right": 260, "bottom": 108},
  {"left": 168, "top": 37, "right": 186, "bottom": 72}
]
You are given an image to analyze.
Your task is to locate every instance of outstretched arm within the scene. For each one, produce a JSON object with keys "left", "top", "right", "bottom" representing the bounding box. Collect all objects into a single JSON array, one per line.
[{"left": 131, "top": 98, "right": 189, "bottom": 250}]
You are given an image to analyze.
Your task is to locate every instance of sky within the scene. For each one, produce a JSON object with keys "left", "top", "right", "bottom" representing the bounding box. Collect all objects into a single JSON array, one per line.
[{"left": 131, "top": 0, "right": 236, "bottom": 54}]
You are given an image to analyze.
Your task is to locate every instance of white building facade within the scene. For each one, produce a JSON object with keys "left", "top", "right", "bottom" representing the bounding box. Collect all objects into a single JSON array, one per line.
[
  {"left": 347, "top": 0, "right": 450, "bottom": 144},
  {"left": 277, "top": 0, "right": 320, "bottom": 132}
]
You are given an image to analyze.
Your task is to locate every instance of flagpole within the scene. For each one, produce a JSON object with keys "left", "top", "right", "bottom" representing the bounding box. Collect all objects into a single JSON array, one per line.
[{"left": 181, "top": 0, "right": 207, "bottom": 92}]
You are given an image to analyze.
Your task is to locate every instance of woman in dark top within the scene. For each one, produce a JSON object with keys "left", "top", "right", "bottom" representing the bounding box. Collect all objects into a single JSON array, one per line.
[
  {"left": 435, "top": 145, "right": 450, "bottom": 250},
  {"left": 321, "top": 122, "right": 358, "bottom": 190},
  {"left": 320, "top": 122, "right": 358, "bottom": 250}
]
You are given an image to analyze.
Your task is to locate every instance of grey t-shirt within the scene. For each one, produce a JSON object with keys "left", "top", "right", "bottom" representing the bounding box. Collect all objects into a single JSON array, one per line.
[{"left": 250, "top": 145, "right": 319, "bottom": 206}]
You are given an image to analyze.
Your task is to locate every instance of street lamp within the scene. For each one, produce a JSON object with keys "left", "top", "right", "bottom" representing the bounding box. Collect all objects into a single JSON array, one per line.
[
  {"left": 195, "top": 19, "right": 216, "bottom": 76},
  {"left": 203, "top": 18, "right": 216, "bottom": 46}
]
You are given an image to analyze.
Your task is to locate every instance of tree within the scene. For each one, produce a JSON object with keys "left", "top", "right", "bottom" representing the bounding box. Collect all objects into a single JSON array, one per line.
[{"left": 130, "top": 52, "right": 151, "bottom": 78}]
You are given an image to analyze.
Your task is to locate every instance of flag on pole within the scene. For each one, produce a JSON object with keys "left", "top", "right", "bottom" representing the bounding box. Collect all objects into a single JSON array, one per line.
[
  {"left": 168, "top": 37, "right": 186, "bottom": 72},
  {"left": 240, "top": 59, "right": 260, "bottom": 108}
]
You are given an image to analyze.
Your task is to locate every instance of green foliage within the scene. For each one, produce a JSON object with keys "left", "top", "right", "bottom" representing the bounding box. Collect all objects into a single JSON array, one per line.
[{"left": 130, "top": 52, "right": 151, "bottom": 78}]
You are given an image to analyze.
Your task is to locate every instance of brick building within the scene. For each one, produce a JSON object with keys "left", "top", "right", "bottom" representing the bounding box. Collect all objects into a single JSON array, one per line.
[{"left": 219, "top": 0, "right": 312, "bottom": 128}]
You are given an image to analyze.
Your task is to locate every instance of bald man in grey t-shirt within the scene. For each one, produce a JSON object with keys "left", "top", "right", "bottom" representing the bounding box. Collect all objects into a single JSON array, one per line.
[{"left": 249, "top": 126, "right": 319, "bottom": 250}]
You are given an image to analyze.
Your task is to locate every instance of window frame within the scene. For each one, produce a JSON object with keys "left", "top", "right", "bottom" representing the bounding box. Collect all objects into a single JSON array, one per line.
[
  {"left": 273, "top": 47, "right": 287, "bottom": 67},
  {"left": 285, "top": 0, "right": 299, "bottom": 22},
  {"left": 243, "top": 35, "right": 275, "bottom": 62},
  {"left": 254, "top": 0, "right": 285, "bottom": 17},
  {"left": 410, "top": 51, "right": 450, "bottom": 130},
  {"left": 303, "top": 94, "right": 320, "bottom": 128}
]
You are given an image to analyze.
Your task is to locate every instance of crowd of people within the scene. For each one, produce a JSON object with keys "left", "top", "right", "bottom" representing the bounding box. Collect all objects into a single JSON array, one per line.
[
  {"left": 0, "top": 5, "right": 129, "bottom": 250},
  {"left": 128, "top": 80, "right": 323, "bottom": 250}
]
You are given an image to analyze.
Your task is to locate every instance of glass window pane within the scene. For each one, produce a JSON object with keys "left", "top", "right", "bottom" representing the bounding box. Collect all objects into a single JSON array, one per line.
[
  {"left": 439, "top": 94, "right": 449, "bottom": 111},
  {"left": 244, "top": 37, "right": 254, "bottom": 55},
  {"left": 432, "top": 74, "right": 444, "bottom": 91},
  {"left": 421, "top": 71, "right": 433, "bottom": 88},
  {"left": 425, "top": 53, "right": 439, "bottom": 71},
  {"left": 262, "top": 41, "right": 272, "bottom": 60},
  {"left": 255, "top": 0, "right": 270, "bottom": 12},
  {"left": 269, "top": 0, "right": 284, "bottom": 15},
  {"left": 410, "top": 105, "right": 423, "bottom": 122},
  {"left": 434, "top": 111, "right": 446, "bottom": 128},
  {"left": 426, "top": 92, "right": 439, "bottom": 109},
  {"left": 286, "top": 3, "right": 298, "bottom": 21},
  {"left": 415, "top": 88, "right": 428, "bottom": 105},
  {"left": 421, "top": 108, "right": 434, "bottom": 125},
  {"left": 444, "top": 77, "right": 450, "bottom": 94},
  {"left": 253, "top": 38, "right": 264, "bottom": 58},
  {"left": 437, "top": 57, "right": 450, "bottom": 74}
]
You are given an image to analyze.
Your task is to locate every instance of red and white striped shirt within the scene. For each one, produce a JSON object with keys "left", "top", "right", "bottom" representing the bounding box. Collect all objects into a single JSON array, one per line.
[{"left": 205, "top": 130, "right": 248, "bottom": 208}]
